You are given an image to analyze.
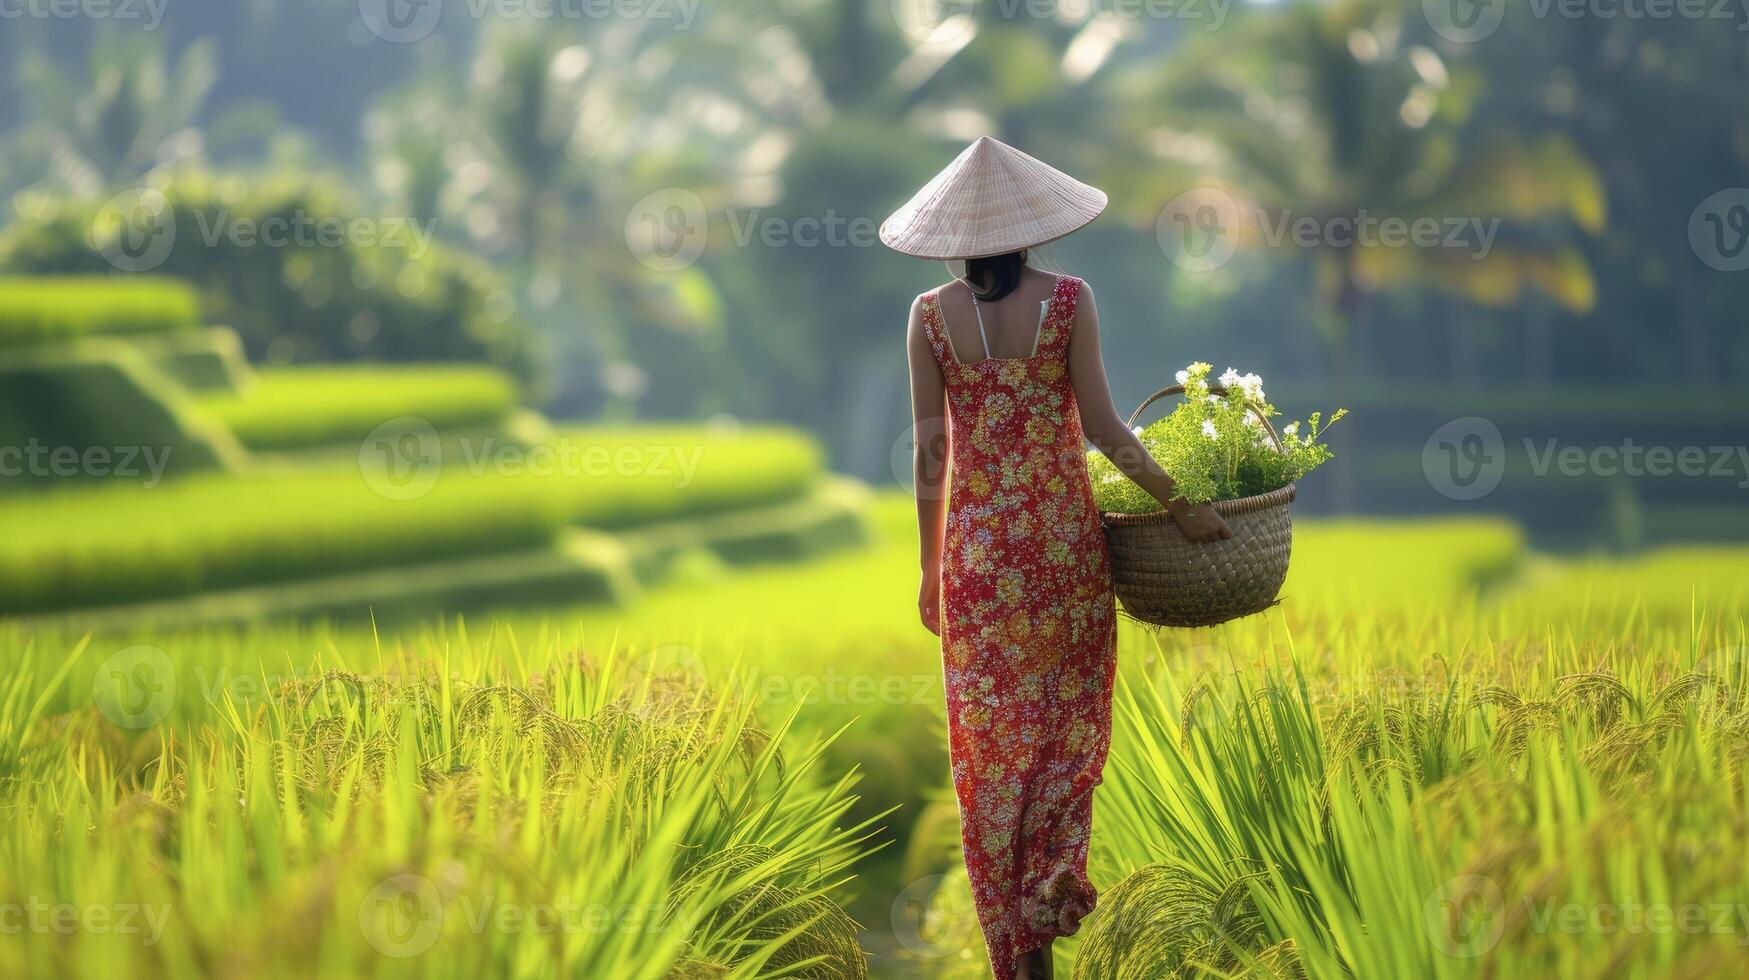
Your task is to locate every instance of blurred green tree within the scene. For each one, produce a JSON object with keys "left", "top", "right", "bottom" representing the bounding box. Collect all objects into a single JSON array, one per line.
[
  {"left": 1468, "top": 11, "right": 1749, "bottom": 385},
  {"left": 366, "top": 20, "right": 776, "bottom": 418},
  {"left": 0, "top": 172, "right": 533, "bottom": 375},
  {"left": 6, "top": 32, "right": 216, "bottom": 197},
  {"left": 1118, "top": 0, "right": 1606, "bottom": 504}
]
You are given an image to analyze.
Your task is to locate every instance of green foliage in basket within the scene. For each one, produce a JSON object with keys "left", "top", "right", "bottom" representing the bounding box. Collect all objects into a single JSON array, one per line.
[{"left": 1089, "top": 362, "right": 1346, "bottom": 512}]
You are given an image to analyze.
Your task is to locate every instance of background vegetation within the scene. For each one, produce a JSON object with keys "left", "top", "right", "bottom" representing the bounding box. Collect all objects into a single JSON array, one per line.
[
  {"left": 1, "top": 0, "right": 1741, "bottom": 543},
  {"left": 1, "top": 1, "right": 1744, "bottom": 978}
]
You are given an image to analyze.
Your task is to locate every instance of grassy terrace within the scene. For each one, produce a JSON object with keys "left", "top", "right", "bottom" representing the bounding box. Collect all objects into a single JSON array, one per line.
[
  {"left": 195, "top": 365, "right": 522, "bottom": 450},
  {"left": 0, "top": 425, "right": 824, "bottom": 614},
  {"left": 0, "top": 277, "right": 201, "bottom": 348}
]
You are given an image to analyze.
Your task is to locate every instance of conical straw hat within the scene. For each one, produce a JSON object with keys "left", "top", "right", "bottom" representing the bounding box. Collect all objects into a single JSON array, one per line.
[{"left": 880, "top": 136, "right": 1107, "bottom": 260}]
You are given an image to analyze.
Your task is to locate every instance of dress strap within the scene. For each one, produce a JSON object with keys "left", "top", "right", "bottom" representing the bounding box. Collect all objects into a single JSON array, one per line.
[
  {"left": 922, "top": 289, "right": 957, "bottom": 369},
  {"left": 1039, "top": 275, "right": 1081, "bottom": 355},
  {"left": 1057, "top": 275, "right": 1081, "bottom": 320},
  {"left": 969, "top": 295, "right": 993, "bottom": 360}
]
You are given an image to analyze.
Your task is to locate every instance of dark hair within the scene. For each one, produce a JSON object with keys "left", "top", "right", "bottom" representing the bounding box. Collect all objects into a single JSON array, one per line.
[{"left": 965, "top": 250, "right": 1027, "bottom": 302}]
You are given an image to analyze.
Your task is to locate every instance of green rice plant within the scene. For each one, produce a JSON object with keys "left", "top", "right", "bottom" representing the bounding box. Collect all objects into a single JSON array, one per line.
[
  {"left": 1087, "top": 612, "right": 1749, "bottom": 979},
  {"left": 0, "top": 277, "right": 200, "bottom": 348},
  {"left": 7, "top": 499, "right": 1748, "bottom": 977},
  {"left": 0, "top": 637, "right": 85, "bottom": 786},
  {"left": 197, "top": 365, "right": 519, "bottom": 451},
  {"left": 671, "top": 845, "right": 867, "bottom": 977},
  {"left": 1089, "top": 660, "right": 1338, "bottom": 967},
  {"left": 0, "top": 637, "right": 878, "bottom": 979},
  {"left": 1071, "top": 862, "right": 1298, "bottom": 978}
]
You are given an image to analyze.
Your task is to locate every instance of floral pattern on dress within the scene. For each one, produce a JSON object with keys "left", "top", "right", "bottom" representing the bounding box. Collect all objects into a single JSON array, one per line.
[{"left": 922, "top": 274, "right": 1117, "bottom": 980}]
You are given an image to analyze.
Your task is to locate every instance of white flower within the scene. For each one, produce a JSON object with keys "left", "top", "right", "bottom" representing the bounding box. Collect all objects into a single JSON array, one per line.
[
  {"left": 1175, "top": 369, "right": 1189, "bottom": 385},
  {"left": 1213, "top": 366, "right": 1265, "bottom": 402},
  {"left": 1282, "top": 421, "right": 1300, "bottom": 438},
  {"left": 1237, "top": 372, "right": 1265, "bottom": 402},
  {"left": 1131, "top": 425, "right": 1143, "bottom": 436},
  {"left": 1202, "top": 419, "right": 1219, "bottom": 440}
]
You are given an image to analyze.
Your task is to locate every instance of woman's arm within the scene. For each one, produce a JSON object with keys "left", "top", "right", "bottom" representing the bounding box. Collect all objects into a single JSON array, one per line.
[
  {"left": 1067, "top": 282, "right": 1233, "bottom": 543},
  {"left": 906, "top": 295, "right": 949, "bottom": 634}
]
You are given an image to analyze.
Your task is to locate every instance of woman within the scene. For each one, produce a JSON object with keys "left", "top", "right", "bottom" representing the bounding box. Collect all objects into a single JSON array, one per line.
[{"left": 881, "top": 137, "right": 1231, "bottom": 980}]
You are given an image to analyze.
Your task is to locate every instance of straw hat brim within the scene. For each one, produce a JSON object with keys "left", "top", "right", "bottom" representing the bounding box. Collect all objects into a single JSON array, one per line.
[{"left": 880, "top": 136, "right": 1107, "bottom": 261}]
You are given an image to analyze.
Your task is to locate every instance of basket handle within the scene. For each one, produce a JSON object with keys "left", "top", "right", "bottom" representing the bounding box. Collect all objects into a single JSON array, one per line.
[{"left": 1126, "top": 383, "right": 1286, "bottom": 452}]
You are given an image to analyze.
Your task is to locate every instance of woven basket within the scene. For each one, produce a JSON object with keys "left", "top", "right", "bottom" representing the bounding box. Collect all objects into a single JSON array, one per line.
[{"left": 1101, "top": 384, "right": 1295, "bottom": 628}]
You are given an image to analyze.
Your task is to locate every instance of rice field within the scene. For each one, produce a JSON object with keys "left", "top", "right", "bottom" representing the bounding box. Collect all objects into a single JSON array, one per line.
[
  {"left": 4, "top": 496, "right": 1748, "bottom": 977},
  {"left": 0, "top": 425, "right": 822, "bottom": 614},
  {"left": 194, "top": 365, "right": 521, "bottom": 450},
  {"left": 0, "top": 640, "right": 875, "bottom": 979},
  {"left": 0, "top": 277, "right": 201, "bottom": 348}
]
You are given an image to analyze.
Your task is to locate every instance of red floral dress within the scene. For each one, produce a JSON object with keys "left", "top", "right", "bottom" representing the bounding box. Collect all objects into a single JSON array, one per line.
[{"left": 921, "top": 274, "right": 1118, "bottom": 980}]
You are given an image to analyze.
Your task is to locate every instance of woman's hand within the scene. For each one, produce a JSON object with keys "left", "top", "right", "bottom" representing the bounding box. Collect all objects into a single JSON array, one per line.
[
  {"left": 1169, "top": 501, "right": 1233, "bottom": 543},
  {"left": 919, "top": 570, "right": 942, "bottom": 636}
]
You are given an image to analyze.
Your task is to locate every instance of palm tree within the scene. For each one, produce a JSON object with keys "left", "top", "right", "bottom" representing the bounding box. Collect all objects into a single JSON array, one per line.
[
  {"left": 1466, "top": 13, "right": 1749, "bottom": 386},
  {"left": 1116, "top": 0, "right": 1605, "bottom": 507},
  {"left": 716, "top": 1, "right": 1145, "bottom": 471},
  {"left": 366, "top": 19, "right": 762, "bottom": 413},
  {"left": 7, "top": 31, "right": 217, "bottom": 197}
]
